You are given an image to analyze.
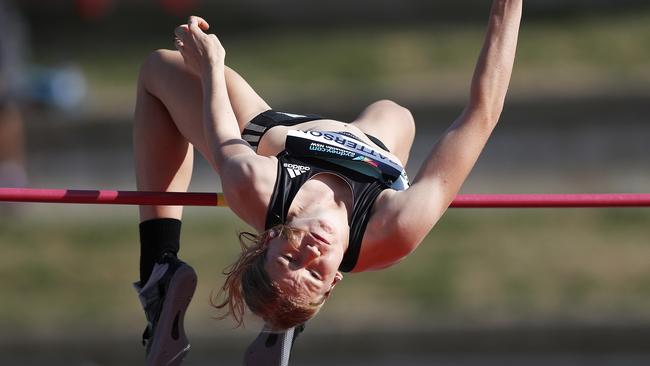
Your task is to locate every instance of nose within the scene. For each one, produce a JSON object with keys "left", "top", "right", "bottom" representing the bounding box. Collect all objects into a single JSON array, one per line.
[{"left": 302, "top": 244, "right": 321, "bottom": 265}]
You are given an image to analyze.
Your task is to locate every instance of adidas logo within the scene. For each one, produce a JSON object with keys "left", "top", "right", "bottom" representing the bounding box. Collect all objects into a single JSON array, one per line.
[{"left": 283, "top": 163, "right": 310, "bottom": 178}]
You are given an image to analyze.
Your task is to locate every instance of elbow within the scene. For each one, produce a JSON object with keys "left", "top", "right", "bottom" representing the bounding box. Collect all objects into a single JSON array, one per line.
[
  {"left": 391, "top": 213, "right": 438, "bottom": 259},
  {"left": 464, "top": 98, "right": 503, "bottom": 130},
  {"left": 467, "top": 83, "right": 508, "bottom": 126},
  {"left": 392, "top": 230, "right": 427, "bottom": 261}
]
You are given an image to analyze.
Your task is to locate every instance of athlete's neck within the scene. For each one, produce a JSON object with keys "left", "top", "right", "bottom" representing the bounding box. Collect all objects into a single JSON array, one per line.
[
  {"left": 286, "top": 174, "right": 352, "bottom": 250},
  {"left": 289, "top": 174, "right": 352, "bottom": 219}
]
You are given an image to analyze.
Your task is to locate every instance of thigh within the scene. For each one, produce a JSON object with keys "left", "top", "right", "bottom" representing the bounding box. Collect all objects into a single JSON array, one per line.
[
  {"left": 351, "top": 99, "right": 416, "bottom": 165},
  {"left": 141, "top": 49, "right": 270, "bottom": 160}
]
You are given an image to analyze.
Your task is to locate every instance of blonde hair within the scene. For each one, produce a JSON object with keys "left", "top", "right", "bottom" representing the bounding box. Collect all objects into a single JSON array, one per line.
[{"left": 212, "top": 225, "right": 327, "bottom": 330}]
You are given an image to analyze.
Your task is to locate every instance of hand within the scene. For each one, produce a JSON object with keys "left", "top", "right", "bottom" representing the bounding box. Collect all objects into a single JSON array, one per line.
[{"left": 173, "top": 16, "right": 226, "bottom": 77}]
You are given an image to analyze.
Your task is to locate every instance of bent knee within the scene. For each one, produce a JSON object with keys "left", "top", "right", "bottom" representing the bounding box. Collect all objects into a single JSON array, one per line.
[
  {"left": 372, "top": 99, "right": 415, "bottom": 136},
  {"left": 368, "top": 99, "right": 405, "bottom": 112},
  {"left": 138, "top": 49, "right": 183, "bottom": 88},
  {"left": 142, "top": 49, "right": 181, "bottom": 70}
]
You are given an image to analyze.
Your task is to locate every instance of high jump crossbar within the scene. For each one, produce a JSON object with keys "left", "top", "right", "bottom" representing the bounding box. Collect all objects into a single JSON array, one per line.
[{"left": 1, "top": 188, "right": 650, "bottom": 208}]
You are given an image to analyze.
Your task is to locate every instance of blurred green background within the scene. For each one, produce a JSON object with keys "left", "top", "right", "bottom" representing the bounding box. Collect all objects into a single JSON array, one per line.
[{"left": 1, "top": 0, "right": 649, "bottom": 365}]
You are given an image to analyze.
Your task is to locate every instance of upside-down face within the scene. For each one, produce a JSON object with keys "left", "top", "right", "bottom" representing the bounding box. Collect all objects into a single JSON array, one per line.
[{"left": 264, "top": 217, "right": 346, "bottom": 305}]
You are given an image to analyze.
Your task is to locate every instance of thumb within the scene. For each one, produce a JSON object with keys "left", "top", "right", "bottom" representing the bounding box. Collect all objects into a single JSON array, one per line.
[{"left": 188, "top": 16, "right": 210, "bottom": 32}]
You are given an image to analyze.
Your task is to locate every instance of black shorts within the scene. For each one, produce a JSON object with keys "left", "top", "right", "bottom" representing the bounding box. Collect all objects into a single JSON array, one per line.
[{"left": 242, "top": 110, "right": 389, "bottom": 152}]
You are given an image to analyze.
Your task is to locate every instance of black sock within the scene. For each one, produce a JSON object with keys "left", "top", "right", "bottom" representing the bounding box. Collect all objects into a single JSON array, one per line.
[{"left": 139, "top": 218, "right": 182, "bottom": 284}]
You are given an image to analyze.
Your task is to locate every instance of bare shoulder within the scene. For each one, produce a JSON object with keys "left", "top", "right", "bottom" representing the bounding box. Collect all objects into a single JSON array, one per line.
[{"left": 221, "top": 154, "right": 278, "bottom": 231}]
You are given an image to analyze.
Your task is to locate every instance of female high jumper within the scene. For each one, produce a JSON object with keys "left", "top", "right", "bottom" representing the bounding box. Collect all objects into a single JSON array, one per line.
[{"left": 131, "top": 1, "right": 523, "bottom": 364}]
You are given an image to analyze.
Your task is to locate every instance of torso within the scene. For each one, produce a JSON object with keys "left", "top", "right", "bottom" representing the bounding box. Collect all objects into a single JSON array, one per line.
[
  {"left": 256, "top": 118, "right": 403, "bottom": 228},
  {"left": 252, "top": 118, "right": 407, "bottom": 272}
]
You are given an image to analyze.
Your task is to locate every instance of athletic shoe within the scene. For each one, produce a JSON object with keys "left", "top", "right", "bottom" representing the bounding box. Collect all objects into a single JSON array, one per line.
[
  {"left": 133, "top": 253, "right": 197, "bottom": 366},
  {"left": 244, "top": 323, "right": 306, "bottom": 366}
]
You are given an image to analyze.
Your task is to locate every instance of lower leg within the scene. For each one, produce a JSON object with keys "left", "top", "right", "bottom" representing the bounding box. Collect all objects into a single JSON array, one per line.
[
  {"left": 133, "top": 89, "right": 197, "bottom": 364},
  {"left": 134, "top": 72, "right": 194, "bottom": 283},
  {"left": 134, "top": 86, "right": 194, "bottom": 221}
]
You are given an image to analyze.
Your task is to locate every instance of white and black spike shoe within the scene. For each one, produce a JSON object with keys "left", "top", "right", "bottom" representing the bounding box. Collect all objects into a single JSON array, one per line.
[
  {"left": 134, "top": 253, "right": 197, "bottom": 366},
  {"left": 244, "top": 323, "right": 306, "bottom": 366}
]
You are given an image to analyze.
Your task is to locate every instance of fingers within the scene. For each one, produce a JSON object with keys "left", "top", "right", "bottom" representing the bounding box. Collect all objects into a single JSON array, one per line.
[
  {"left": 173, "top": 24, "right": 189, "bottom": 51},
  {"left": 173, "top": 16, "right": 213, "bottom": 54},
  {"left": 188, "top": 15, "right": 210, "bottom": 31},
  {"left": 173, "top": 37, "right": 184, "bottom": 51},
  {"left": 174, "top": 24, "right": 189, "bottom": 41}
]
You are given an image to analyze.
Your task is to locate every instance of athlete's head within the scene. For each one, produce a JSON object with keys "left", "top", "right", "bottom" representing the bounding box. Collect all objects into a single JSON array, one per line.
[{"left": 213, "top": 220, "right": 346, "bottom": 330}]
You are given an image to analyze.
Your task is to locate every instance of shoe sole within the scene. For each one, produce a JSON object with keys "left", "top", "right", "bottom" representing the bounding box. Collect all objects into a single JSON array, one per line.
[{"left": 146, "top": 264, "right": 197, "bottom": 366}]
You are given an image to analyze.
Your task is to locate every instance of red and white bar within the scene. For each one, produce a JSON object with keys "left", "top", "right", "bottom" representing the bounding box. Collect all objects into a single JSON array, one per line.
[
  {"left": 1, "top": 188, "right": 650, "bottom": 208},
  {"left": 450, "top": 193, "right": 650, "bottom": 208},
  {"left": 0, "top": 188, "right": 225, "bottom": 206}
]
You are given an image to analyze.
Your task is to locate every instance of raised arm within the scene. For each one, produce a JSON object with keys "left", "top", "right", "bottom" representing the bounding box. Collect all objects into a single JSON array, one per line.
[
  {"left": 363, "top": 0, "right": 523, "bottom": 269},
  {"left": 413, "top": 0, "right": 522, "bottom": 209},
  {"left": 174, "top": 17, "right": 275, "bottom": 229}
]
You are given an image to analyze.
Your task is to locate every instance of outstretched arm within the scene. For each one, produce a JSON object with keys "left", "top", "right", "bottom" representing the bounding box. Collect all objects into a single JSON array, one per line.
[
  {"left": 363, "top": 0, "right": 523, "bottom": 269},
  {"left": 412, "top": 0, "right": 522, "bottom": 211}
]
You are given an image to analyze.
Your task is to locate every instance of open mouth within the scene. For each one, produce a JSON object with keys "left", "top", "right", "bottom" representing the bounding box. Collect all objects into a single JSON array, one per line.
[{"left": 311, "top": 232, "right": 330, "bottom": 245}]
